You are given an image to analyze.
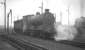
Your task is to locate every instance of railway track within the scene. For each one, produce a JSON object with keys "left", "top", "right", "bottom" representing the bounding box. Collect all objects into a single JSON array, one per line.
[
  {"left": 0, "top": 35, "right": 48, "bottom": 50},
  {"left": 17, "top": 32, "right": 85, "bottom": 49},
  {"left": 12, "top": 32, "right": 85, "bottom": 49}
]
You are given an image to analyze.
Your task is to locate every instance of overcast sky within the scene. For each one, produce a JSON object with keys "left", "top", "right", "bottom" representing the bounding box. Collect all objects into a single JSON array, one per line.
[{"left": 0, "top": 0, "right": 82, "bottom": 27}]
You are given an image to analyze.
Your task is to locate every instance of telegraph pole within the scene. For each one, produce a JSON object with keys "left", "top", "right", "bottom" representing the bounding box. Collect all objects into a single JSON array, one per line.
[
  {"left": 67, "top": 7, "right": 70, "bottom": 25},
  {"left": 68, "top": 7, "right": 69, "bottom": 25},
  {"left": 4, "top": 0, "right": 6, "bottom": 32},
  {"left": 39, "top": 0, "right": 43, "bottom": 13},
  {"left": 0, "top": 0, "right": 6, "bottom": 32},
  {"left": 41, "top": 0, "right": 43, "bottom": 13},
  {"left": 81, "top": 0, "right": 83, "bottom": 17},
  {"left": 60, "top": 11, "right": 62, "bottom": 24}
]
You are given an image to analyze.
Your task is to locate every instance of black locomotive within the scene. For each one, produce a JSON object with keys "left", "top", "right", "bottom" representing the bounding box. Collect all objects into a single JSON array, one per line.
[{"left": 14, "top": 9, "right": 56, "bottom": 39}]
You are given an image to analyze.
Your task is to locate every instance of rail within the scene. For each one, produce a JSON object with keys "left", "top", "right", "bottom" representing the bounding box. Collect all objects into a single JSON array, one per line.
[{"left": 0, "top": 35, "right": 48, "bottom": 50}]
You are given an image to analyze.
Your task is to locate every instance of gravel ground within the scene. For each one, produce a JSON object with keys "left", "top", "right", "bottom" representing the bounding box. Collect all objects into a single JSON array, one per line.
[{"left": 0, "top": 39, "right": 17, "bottom": 50}]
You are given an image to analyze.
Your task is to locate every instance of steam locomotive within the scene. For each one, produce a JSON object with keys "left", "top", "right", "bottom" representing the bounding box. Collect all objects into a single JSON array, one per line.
[{"left": 14, "top": 9, "right": 56, "bottom": 39}]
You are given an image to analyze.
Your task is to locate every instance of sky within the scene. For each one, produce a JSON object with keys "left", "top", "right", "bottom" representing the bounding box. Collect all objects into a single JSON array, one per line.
[{"left": 0, "top": 0, "right": 82, "bottom": 27}]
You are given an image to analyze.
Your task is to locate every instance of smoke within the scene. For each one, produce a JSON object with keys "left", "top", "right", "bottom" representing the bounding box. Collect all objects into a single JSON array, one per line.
[{"left": 54, "top": 24, "right": 78, "bottom": 41}]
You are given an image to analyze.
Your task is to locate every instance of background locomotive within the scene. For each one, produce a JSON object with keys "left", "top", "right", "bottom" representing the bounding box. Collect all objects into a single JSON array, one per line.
[{"left": 14, "top": 9, "right": 56, "bottom": 39}]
